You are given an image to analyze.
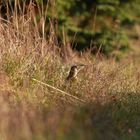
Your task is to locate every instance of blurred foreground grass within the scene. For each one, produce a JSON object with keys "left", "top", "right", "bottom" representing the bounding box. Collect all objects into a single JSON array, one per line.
[{"left": 1, "top": 38, "right": 140, "bottom": 140}]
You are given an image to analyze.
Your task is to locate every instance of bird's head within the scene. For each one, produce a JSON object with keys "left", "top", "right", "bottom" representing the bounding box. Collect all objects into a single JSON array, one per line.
[{"left": 71, "top": 65, "right": 77, "bottom": 71}]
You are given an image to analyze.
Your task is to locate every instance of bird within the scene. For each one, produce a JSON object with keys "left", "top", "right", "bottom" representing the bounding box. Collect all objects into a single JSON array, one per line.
[
  {"left": 66, "top": 64, "right": 85, "bottom": 81},
  {"left": 66, "top": 65, "right": 78, "bottom": 81}
]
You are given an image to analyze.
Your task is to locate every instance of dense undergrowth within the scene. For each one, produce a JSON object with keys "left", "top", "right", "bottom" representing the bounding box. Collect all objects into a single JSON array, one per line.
[{"left": 0, "top": 1, "right": 140, "bottom": 140}]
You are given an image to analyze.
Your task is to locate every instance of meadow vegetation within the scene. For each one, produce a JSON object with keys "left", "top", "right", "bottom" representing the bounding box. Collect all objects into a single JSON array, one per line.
[{"left": 0, "top": 1, "right": 140, "bottom": 140}]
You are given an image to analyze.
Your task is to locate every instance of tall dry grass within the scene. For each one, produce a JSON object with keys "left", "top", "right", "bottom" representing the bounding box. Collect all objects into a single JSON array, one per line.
[{"left": 0, "top": 1, "right": 140, "bottom": 140}]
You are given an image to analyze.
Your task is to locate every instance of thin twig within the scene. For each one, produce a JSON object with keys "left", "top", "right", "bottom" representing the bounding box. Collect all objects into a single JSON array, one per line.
[
  {"left": 32, "top": 78, "right": 86, "bottom": 104},
  {"left": 77, "top": 65, "right": 85, "bottom": 73}
]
